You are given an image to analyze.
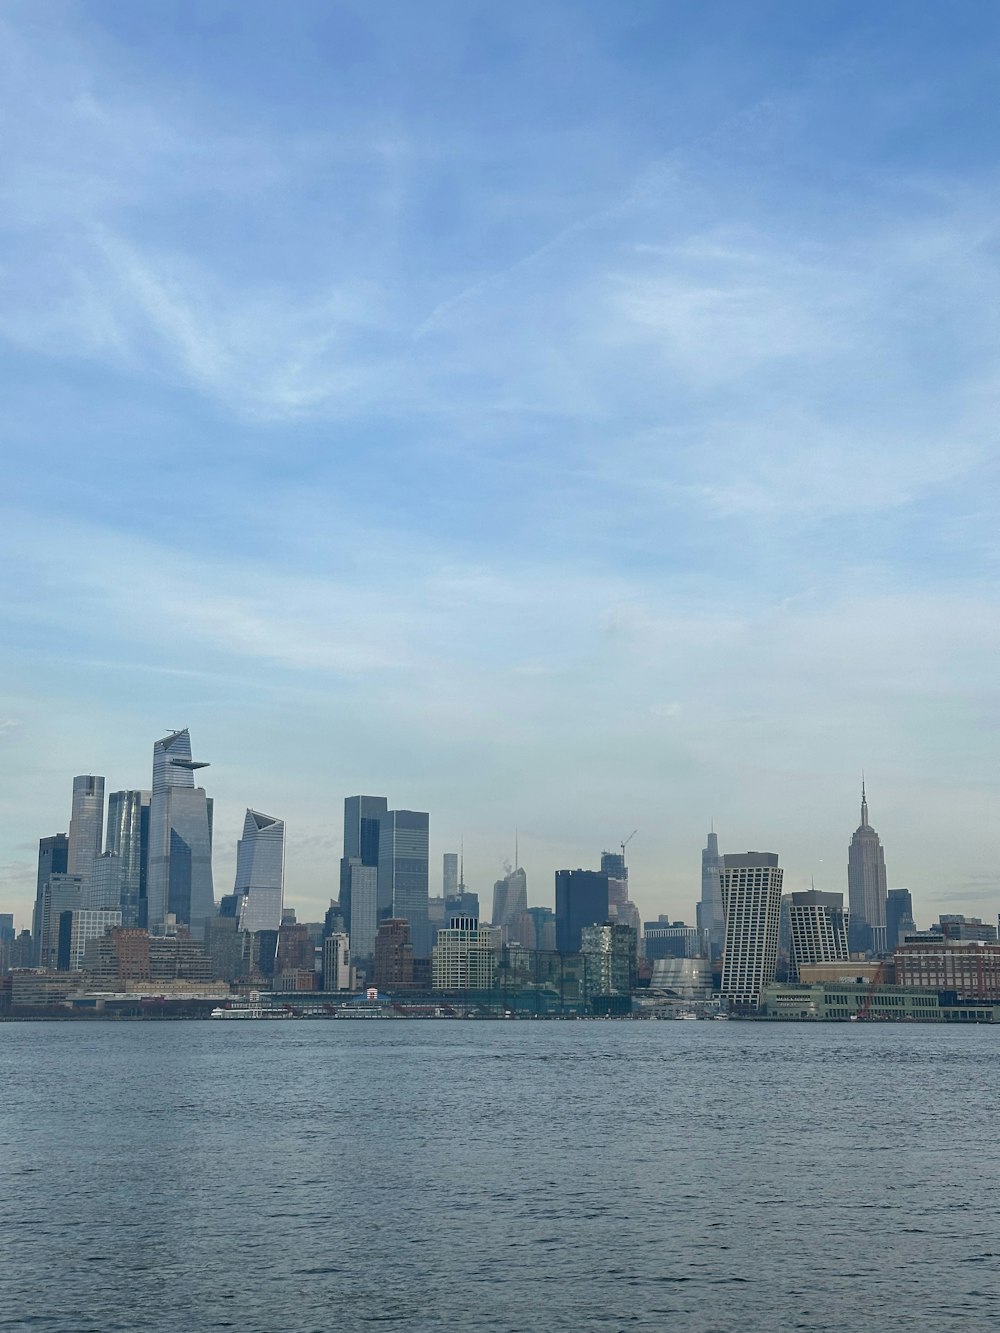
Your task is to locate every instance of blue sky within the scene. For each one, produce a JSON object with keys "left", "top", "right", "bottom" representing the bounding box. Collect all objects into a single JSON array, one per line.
[{"left": 3, "top": 1, "right": 1000, "bottom": 928}]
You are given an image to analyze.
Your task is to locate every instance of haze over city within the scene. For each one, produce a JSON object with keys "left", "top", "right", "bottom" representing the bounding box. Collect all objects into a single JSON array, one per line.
[{"left": 3, "top": 1, "right": 999, "bottom": 928}]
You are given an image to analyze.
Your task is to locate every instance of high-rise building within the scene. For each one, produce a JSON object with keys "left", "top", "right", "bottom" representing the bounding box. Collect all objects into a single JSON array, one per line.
[
  {"left": 442, "top": 852, "right": 459, "bottom": 898},
  {"left": 524, "top": 906, "right": 555, "bottom": 952},
  {"left": 378, "top": 809, "right": 430, "bottom": 956},
  {"left": 580, "top": 922, "right": 638, "bottom": 999},
  {"left": 374, "top": 917, "right": 414, "bottom": 990},
  {"left": 233, "top": 809, "right": 285, "bottom": 934},
  {"left": 600, "top": 851, "right": 628, "bottom": 910},
  {"left": 697, "top": 829, "right": 725, "bottom": 960},
  {"left": 37, "top": 834, "right": 69, "bottom": 896},
  {"left": 554, "top": 870, "right": 610, "bottom": 954},
  {"left": 57, "top": 908, "right": 122, "bottom": 971},
  {"left": 491, "top": 866, "right": 527, "bottom": 929},
  {"left": 33, "top": 874, "right": 84, "bottom": 969},
  {"left": 322, "top": 933, "right": 352, "bottom": 991},
  {"left": 104, "top": 790, "right": 150, "bottom": 926},
  {"left": 786, "top": 890, "right": 850, "bottom": 982},
  {"left": 431, "top": 916, "right": 500, "bottom": 992},
  {"left": 340, "top": 795, "right": 388, "bottom": 936},
  {"left": 720, "top": 852, "right": 783, "bottom": 1011},
  {"left": 67, "top": 776, "right": 105, "bottom": 885},
  {"left": 848, "top": 783, "right": 888, "bottom": 955},
  {"left": 345, "top": 862, "right": 379, "bottom": 960},
  {"left": 147, "top": 730, "right": 215, "bottom": 939},
  {"left": 885, "top": 888, "right": 916, "bottom": 951}
]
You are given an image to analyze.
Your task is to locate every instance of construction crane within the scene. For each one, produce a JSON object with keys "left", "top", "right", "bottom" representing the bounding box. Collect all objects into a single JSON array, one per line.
[
  {"left": 855, "top": 959, "right": 888, "bottom": 1021},
  {"left": 621, "top": 829, "right": 638, "bottom": 865}
]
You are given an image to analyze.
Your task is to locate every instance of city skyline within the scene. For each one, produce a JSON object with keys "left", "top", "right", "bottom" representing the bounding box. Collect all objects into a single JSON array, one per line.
[
  {"left": 3, "top": 4, "right": 1000, "bottom": 928},
  {"left": 0, "top": 747, "right": 981, "bottom": 934}
]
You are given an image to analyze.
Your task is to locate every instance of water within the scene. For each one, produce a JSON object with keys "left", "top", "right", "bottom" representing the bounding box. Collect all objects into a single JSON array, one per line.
[{"left": 1, "top": 1020, "right": 997, "bottom": 1332}]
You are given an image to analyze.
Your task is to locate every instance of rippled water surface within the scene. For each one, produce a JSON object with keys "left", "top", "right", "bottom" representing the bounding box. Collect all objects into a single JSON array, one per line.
[{"left": 1, "top": 1020, "right": 997, "bottom": 1332}]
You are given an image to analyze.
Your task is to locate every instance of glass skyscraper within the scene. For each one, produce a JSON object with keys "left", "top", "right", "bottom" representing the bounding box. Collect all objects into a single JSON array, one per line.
[
  {"left": 233, "top": 809, "right": 285, "bottom": 934},
  {"left": 696, "top": 828, "right": 725, "bottom": 960},
  {"left": 147, "top": 729, "right": 215, "bottom": 938},
  {"left": 378, "top": 809, "right": 430, "bottom": 957},
  {"left": 97, "top": 789, "right": 151, "bottom": 926},
  {"left": 340, "top": 795, "right": 387, "bottom": 938},
  {"left": 67, "top": 775, "right": 105, "bottom": 885}
]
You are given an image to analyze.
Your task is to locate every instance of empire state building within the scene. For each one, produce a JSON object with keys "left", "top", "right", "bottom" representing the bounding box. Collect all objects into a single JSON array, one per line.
[{"left": 847, "top": 782, "right": 888, "bottom": 955}]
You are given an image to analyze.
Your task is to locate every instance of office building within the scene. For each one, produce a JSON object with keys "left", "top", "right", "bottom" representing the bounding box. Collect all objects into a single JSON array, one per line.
[
  {"left": 233, "top": 809, "right": 285, "bottom": 934},
  {"left": 697, "top": 828, "right": 725, "bottom": 959},
  {"left": 432, "top": 917, "right": 501, "bottom": 992},
  {"left": 643, "top": 919, "right": 707, "bottom": 961},
  {"left": 786, "top": 891, "right": 850, "bottom": 983},
  {"left": 37, "top": 834, "right": 69, "bottom": 896},
  {"left": 86, "top": 854, "right": 125, "bottom": 914},
  {"left": 555, "top": 870, "right": 610, "bottom": 954},
  {"left": 340, "top": 796, "right": 387, "bottom": 936},
  {"left": 720, "top": 852, "right": 784, "bottom": 1011},
  {"left": 378, "top": 809, "right": 430, "bottom": 956},
  {"left": 344, "top": 862, "right": 378, "bottom": 960},
  {"left": 848, "top": 783, "right": 888, "bottom": 955},
  {"left": 443, "top": 852, "right": 459, "bottom": 898},
  {"left": 104, "top": 790, "right": 150, "bottom": 926},
  {"left": 33, "top": 874, "right": 84, "bottom": 969},
  {"left": 67, "top": 775, "right": 105, "bottom": 885},
  {"left": 934, "top": 914, "right": 998, "bottom": 943},
  {"left": 580, "top": 922, "right": 637, "bottom": 998},
  {"left": 147, "top": 729, "right": 215, "bottom": 938},
  {"left": 885, "top": 888, "right": 916, "bottom": 951},
  {"left": 57, "top": 909, "right": 122, "bottom": 971},
  {"left": 491, "top": 866, "right": 528, "bottom": 929},
  {"left": 600, "top": 851, "right": 628, "bottom": 911},
  {"left": 526, "top": 906, "right": 557, "bottom": 952},
  {"left": 203, "top": 915, "right": 244, "bottom": 982},
  {"left": 374, "top": 917, "right": 414, "bottom": 990}
]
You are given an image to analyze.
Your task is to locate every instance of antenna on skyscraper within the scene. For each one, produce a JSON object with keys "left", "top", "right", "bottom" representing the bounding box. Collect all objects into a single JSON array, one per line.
[
  {"left": 514, "top": 826, "right": 519, "bottom": 870},
  {"left": 459, "top": 835, "right": 465, "bottom": 892}
]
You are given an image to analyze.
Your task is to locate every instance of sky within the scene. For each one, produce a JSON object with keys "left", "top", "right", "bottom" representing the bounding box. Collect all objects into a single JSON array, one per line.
[{"left": 2, "top": 0, "right": 1000, "bottom": 931}]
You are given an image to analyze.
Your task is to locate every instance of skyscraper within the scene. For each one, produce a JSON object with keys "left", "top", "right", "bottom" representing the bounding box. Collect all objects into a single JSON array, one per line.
[
  {"left": 377, "top": 809, "right": 430, "bottom": 956},
  {"left": 233, "top": 809, "right": 285, "bottom": 934},
  {"left": 555, "top": 870, "right": 610, "bottom": 954},
  {"left": 885, "top": 888, "right": 915, "bottom": 951},
  {"left": 37, "top": 834, "right": 69, "bottom": 896},
  {"left": 786, "top": 890, "right": 850, "bottom": 982},
  {"left": 146, "top": 729, "right": 215, "bottom": 939},
  {"left": 491, "top": 865, "right": 528, "bottom": 929},
  {"left": 99, "top": 790, "right": 150, "bottom": 925},
  {"left": 697, "top": 828, "right": 725, "bottom": 960},
  {"left": 67, "top": 776, "right": 105, "bottom": 884},
  {"left": 847, "top": 783, "right": 888, "bottom": 955},
  {"left": 340, "top": 795, "right": 387, "bottom": 936},
  {"left": 442, "top": 852, "right": 459, "bottom": 898},
  {"left": 33, "top": 874, "right": 84, "bottom": 969},
  {"left": 720, "top": 852, "right": 783, "bottom": 1011}
]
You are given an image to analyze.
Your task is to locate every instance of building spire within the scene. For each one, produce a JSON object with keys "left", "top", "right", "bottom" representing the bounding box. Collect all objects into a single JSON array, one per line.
[{"left": 861, "top": 774, "right": 868, "bottom": 827}]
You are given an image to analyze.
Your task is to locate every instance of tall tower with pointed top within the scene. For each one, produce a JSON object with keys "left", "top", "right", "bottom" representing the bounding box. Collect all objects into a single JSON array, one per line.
[
  {"left": 847, "top": 781, "right": 888, "bottom": 955},
  {"left": 697, "top": 828, "right": 725, "bottom": 960}
]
